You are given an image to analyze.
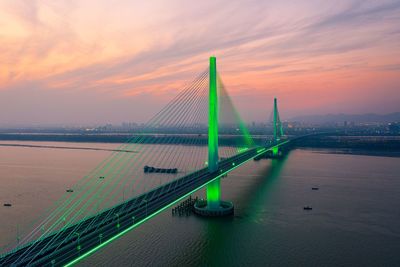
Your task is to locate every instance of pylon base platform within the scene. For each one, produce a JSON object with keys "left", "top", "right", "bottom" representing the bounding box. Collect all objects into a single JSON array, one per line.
[{"left": 194, "top": 199, "right": 234, "bottom": 217}]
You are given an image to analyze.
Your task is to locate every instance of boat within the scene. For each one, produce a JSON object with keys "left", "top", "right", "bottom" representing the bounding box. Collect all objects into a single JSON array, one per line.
[
  {"left": 312, "top": 187, "right": 319, "bottom": 190},
  {"left": 144, "top": 165, "right": 178, "bottom": 174},
  {"left": 303, "top": 206, "right": 312, "bottom": 210},
  {"left": 3, "top": 203, "right": 12, "bottom": 207}
]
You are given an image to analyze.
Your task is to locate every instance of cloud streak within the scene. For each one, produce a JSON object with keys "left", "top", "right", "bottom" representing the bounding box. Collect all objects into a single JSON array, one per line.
[{"left": 0, "top": 0, "right": 399, "bottom": 125}]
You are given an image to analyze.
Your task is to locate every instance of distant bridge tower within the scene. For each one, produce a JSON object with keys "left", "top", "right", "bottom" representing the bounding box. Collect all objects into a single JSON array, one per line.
[
  {"left": 194, "top": 56, "right": 234, "bottom": 216},
  {"left": 273, "top": 97, "right": 283, "bottom": 143},
  {"left": 272, "top": 97, "right": 283, "bottom": 157}
]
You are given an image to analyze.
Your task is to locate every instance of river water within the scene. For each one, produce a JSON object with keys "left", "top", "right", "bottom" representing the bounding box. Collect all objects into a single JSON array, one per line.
[{"left": 0, "top": 141, "right": 399, "bottom": 266}]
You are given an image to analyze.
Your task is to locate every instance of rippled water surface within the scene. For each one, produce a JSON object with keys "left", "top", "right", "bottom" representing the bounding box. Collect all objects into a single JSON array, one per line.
[{"left": 1, "top": 142, "right": 399, "bottom": 266}]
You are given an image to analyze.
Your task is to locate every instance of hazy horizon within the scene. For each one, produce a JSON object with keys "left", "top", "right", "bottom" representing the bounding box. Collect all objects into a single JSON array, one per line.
[{"left": 0, "top": 110, "right": 399, "bottom": 128}]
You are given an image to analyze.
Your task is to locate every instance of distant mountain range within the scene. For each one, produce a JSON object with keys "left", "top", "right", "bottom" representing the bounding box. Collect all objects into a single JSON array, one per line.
[{"left": 290, "top": 112, "right": 400, "bottom": 124}]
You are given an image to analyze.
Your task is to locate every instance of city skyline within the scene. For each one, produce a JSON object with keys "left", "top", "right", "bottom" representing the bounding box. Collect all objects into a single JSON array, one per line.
[{"left": 0, "top": 0, "right": 399, "bottom": 125}]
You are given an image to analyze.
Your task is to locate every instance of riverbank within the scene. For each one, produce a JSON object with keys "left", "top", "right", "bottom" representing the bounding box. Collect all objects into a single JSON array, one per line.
[{"left": 0, "top": 133, "right": 399, "bottom": 156}]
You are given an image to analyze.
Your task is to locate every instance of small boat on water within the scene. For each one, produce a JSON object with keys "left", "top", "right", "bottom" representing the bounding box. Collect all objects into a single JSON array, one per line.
[
  {"left": 144, "top": 165, "right": 178, "bottom": 174},
  {"left": 303, "top": 206, "right": 312, "bottom": 210},
  {"left": 312, "top": 187, "right": 319, "bottom": 190},
  {"left": 3, "top": 203, "right": 12, "bottom": 207},
  {"left": 66, "top": 189, "right": 74, "bottom": 193}
]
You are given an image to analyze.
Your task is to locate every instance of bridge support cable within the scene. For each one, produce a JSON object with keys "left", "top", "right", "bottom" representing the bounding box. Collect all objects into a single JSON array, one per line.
[
  {"left": 72, "top": 75, "right": 209, "bottom": 242},
  {"left": 88, "top": 78, "right": 209, "bottom": 235},
  {"left": 218, "top": 75, "right": 255, "bottom": 151},
  {"left": 3, "top": 69, "right": 211, "bottom": 266},
  {"left": 9, "top": 69, "right": 209, "bottom": 258},
  {"left": 22, "top": 74, "right": 210, "bottom": 266}
]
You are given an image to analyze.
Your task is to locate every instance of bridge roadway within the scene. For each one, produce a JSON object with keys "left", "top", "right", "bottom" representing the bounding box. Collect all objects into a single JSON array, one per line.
[{"left": 0, "top": 143, "right": 285, "bottom": 267}]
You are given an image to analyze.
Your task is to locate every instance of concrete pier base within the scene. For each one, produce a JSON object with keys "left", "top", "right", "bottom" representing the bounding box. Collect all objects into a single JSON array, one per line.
[{"left": 194, "top": 199, "right": 234, "bottom": 217}]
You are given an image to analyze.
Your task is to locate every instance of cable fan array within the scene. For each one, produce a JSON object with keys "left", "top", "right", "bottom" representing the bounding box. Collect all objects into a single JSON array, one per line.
[{"left": 1, "top": 69, "right": 257, "bottom": 265}]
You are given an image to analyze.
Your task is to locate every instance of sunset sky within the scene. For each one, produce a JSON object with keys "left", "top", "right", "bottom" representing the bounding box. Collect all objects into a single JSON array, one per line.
[{"left": 0, "top": 0, "right": 399, "bottom": 125}]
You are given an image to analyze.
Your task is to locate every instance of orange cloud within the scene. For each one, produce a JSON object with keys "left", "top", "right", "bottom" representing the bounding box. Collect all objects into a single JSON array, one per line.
[{"left": 0, "top": 0, "right": 399, "bottom": 124}]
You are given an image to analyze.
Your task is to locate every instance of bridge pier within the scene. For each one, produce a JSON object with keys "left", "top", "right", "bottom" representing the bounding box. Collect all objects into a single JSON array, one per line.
[
  {"left": 272, "top": 146, "right": 279, "bottom": 157},
  {"left": 194, "top": 56, "right": 233, "bottom": 217},
  {"left": 254, "top": 145, "right": 284, "bottom": 160}
]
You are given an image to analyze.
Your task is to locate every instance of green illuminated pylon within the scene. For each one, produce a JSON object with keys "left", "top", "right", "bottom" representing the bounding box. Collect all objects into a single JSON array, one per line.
[
  {"left": 207, "top": 56, "right": 221, "bottom": 209},
  {"left": 273, "top": 97, "right": 278, "bottom": 142},
  {"left": 272, "top": 97, "right": 283, "bottom": 156},
  {"left": 208, "top": 56, "right": 218, "bottom": 172},
  {"left": 273, "top": 97, "right": 283, "bottom": 142}
]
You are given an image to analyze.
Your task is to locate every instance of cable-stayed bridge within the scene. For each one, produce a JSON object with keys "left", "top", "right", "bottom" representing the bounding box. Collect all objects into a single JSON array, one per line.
[{"left": 1, "top": 57, "right": 315, "bottom": 266}]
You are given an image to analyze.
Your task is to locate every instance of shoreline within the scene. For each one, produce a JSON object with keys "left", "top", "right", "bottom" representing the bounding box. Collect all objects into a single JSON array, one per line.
[
  {"left": 0, "top": 143, "right": 138, "bottom": 153},
  {"left": 0, "top": 135, "right": 399, "bottom": 157}
]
